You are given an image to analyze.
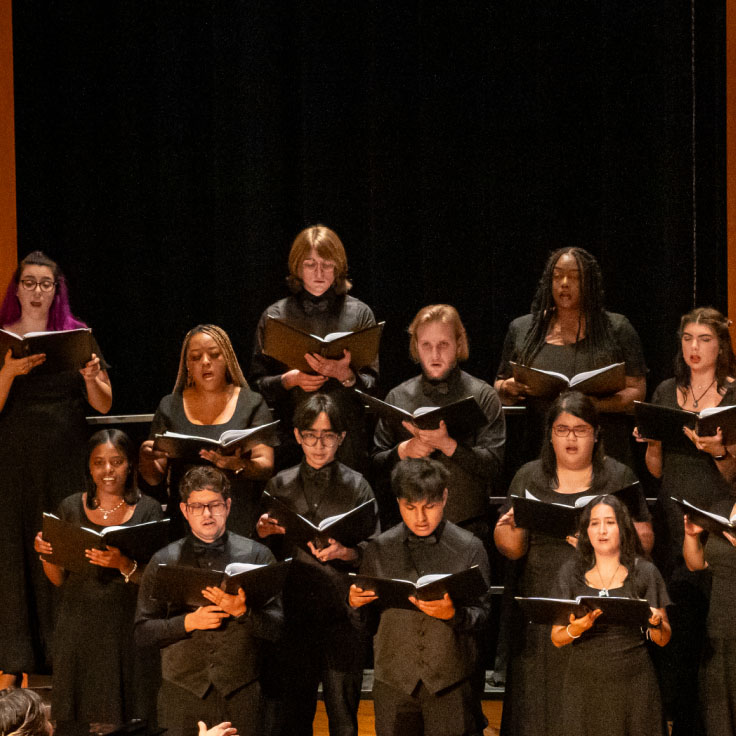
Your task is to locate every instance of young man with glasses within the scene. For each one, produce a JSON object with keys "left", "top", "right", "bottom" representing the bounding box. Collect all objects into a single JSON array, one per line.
[
  {"left": 135, "top": 466, "right": 283, "bottom": 736},
  {"left": 256, "top": 392, "right": 378, "bottom": 736}
]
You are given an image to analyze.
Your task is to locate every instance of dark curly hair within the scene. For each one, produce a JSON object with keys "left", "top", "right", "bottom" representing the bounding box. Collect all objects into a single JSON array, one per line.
[{"left": 518, "top": 247, "right": 619, "bottom": 372}]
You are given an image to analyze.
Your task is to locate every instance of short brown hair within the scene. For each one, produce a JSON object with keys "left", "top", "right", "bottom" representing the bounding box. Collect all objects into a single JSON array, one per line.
[
  {"left": 408, "top": 304, "right": 469, "bottom": 362},
  {"left": 286, "top": 225, "right": 352, "bottom": 294},
  {"left": 179, "top": 465, "right": 231, "bottom": 502}
]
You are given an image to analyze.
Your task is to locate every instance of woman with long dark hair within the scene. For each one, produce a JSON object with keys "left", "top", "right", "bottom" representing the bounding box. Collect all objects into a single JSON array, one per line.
[
  {"left": 495, "top": 247, "right": 646, "bottom": 464},
  {"left": 550, "top": 496, "right": 670, "bottom": 735},
  {"left": 0, "top": 251, "right": 112, "bottom": 687},
  {"left": 494, "top": 391, "right": 652, "bottom": 736},
  {"left": 635, "top": 306, "right": 736, "bottom": 735},
  {"left": 34, "top": 429, "right": 163, "bottom": 724}
]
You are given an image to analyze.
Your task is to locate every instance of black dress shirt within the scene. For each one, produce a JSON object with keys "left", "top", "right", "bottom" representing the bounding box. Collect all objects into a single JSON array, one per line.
[
  {"left": 372, "top": 366, "right": 505, "bottom": 524},
  {"left": 250, "top": 288, "right": 379, "bottom": 472},
  {"left": 135, "top": 531, "right": 283, "bottom": 698},
  {"left": 263, "top": 460, "right": 379, "bottom": 627},
  {"left": 359, "top": 521, "right": 491, "bottom": 695}
]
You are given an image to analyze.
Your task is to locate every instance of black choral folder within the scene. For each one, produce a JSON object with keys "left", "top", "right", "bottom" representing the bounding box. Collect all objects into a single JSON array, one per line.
[
  {"left": 510, "top": 361, "right": 626, "bottom": 399},
  {"left": 350, "top": 565, "right": 488, "bottom": 611},
  {"left": 262, "top": 317, "right": 384, "bottom": 373},
  {"left": 262, "top": 491, "right": 377, "bottom": 550},
  {"left": 634, "top": 400, "right": 736, "bottom": 446},
  {"left": 511, "top": 482, "right": 643, "bottom": 538},
  {"left": 515, "top": 595, "right": 651, "bottom": 627},
  {"left": 355, "top": 390, "right": 488, "bottom": 437},
  {"left": 0, "top": 327, "right": 98, "bottom": 375},
  {"left": 671, "top": 496, "right": 736, "bottom": 537},
  {"left": 152, "top": 558, "right": 292, "bottom": 609},
  {"left": 153, "top": 420, "right": 280, "bottom": 462},
  {"left": 41, "top": 514, "right": 170, "bottom": 573}
]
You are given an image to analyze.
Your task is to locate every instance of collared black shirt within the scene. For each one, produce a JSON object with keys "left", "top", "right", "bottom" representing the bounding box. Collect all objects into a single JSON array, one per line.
[
  {"left": 359, "top": 521, "right": 491, "bottom": 695},
  {"left": 250, "top": 289, "right": 379, "bottom": 472},
  {"left": 372, "top": 366, "right": 505, "bottom": 524},
  {"left": 135, "top": 531, "right": 283, "bottom": 698},
  {"left": 263, "top": 460, "right": 379, "bottom": 626}
]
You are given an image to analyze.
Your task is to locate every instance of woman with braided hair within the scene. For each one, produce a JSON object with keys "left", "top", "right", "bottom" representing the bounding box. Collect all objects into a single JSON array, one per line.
[{"left": 495, "top": 247, "right": 647, "bottom": 465}]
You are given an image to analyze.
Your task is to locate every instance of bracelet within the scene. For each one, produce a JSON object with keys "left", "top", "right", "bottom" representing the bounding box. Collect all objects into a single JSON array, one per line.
[
  {"left": 566, "top": 624, "right": 581, "bottom": 639},
  {"left": 648, "top": 619, "right": 662, "bottom": 630},
  {"left": 713, "top": 453, "right": 729, "bottom": 461},
  {"left": 121, "top": 560, "right": 138, "bottom": 583}
]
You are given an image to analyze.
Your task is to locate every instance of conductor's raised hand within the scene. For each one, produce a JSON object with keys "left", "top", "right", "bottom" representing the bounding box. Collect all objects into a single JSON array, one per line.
[
  {"left": 202, "top": 586, "right": 247, "bottom": 617},
  {"left": 1, "top": 349, "right": 46, "bottom": 378},
  {"left": 349, "top": 584, "right": 378, "bottom": 608},
  {"left": 281, "top": 369, "right": 328, "bottom": 392},
  {"left": 304, "top": 349, "right": 354, "bottom": 384},
  {"left": 256, "top": 513, "right": 285, "bottom": 538},
  {"left": 409, "top": 592, "right": 456, "bottom": 620},
  {"left": 184, "top": 605, "right": 230, "bottom": 632}
]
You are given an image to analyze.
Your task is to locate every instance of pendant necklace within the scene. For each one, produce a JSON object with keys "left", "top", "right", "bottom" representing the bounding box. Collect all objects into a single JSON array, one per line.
[
  {"left": 595, "top": 563, "right": 620, "bottom": 597},
  {"left": 97, "top": 499, "right": 125, "bottom": 520},
  {"left": 690, "top": 378, "right": 716, "bottom": 409}
]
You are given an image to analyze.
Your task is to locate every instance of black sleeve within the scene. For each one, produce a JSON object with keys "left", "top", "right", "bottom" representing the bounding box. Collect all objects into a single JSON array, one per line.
[
  {"left": 249, "top": 310, "right": 291, "bottom": 405},
  {"left": 448, "top": 538, "right": 492, "bottom": 634},
  {"left": 448, "top": 384, "right": 505, "bottom": 489},
  {"left": 238, "top": 545, "right": 284, "bottom": 642},
  {"left": 611, "top": 314, "right": 648, "bottom": 377},
  {"left": 134, "top": 557, "right": 190, "bottom": 649},
  {"left": 371, "top": 388, "right": 403, "bottom": 476},
  {"left": 496, "top": 319, "right": 522, "bottom": 380}
]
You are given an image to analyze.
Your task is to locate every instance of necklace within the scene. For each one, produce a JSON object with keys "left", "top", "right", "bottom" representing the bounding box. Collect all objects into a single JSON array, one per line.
[
  {"left": 690, "top": 378, "right": 716, "bottom": 408},
  {"left": 97, "top": 499, "right": 125, "bottom": 520},
  {"left": 595, "top": 563, "right": 620, "bottom": 597}
]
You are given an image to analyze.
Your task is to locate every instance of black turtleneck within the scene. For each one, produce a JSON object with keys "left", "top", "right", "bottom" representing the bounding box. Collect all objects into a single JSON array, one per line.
[{"left": 372, "top": 365, "right": 506, "bottom": 525}]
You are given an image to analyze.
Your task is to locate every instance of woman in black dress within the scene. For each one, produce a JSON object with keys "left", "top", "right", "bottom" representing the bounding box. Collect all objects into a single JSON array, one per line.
[
  {"left": 250, "top": 225, "right": 379, "bottom": 473},
  {"left": 683, "top": 500, "right": 736, "bottom": 736},
  {"left": 551, "top": 496, "right": 670, "bottom": 736},
  {"left": 636, "top": 306, "right": 736, "bottom": 735},
  {"left": 494, "top": 391, "right": 652, "bottom": 736},
  {"left": 140, "top": 324, "right": 274, "bottom": 537},
  {"left": 34, "top": 429, "right": 163, "bottom": 724},
  {"left": 495, "top": 247, "right": 646, "bottom": 465},
  {"left": 0, "top": 251, "right": 112, "bottom": 687}
]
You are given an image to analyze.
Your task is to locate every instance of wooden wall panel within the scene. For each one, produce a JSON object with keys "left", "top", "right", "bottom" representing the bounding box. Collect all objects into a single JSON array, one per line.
[{"left": 0, "top": 0, "right": 17, "bottom": 290}]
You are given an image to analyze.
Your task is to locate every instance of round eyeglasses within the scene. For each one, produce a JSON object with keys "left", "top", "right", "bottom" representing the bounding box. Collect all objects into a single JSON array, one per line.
[
  {"left": 299, "top": 430, "right": 341, "bottom": 447},
  {"left": 20, "top": 278, "right": 56, "bottom": 292}
]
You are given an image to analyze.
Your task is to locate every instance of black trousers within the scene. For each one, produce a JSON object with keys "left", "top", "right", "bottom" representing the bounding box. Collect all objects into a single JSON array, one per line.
[
  {"left": 373, "top": 678, "right": 480, "bottom": 736},
  {"left": 156, "top": 679, "right": 263, "bottom": 736},
  {"left": 263, "top": 620, "right": 366, "bottom": 736}
]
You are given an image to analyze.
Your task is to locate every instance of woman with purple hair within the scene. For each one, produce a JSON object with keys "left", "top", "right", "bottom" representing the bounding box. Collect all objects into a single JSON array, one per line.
[{"left": 0, "top": 251, "right": 112, "bottom": 688}]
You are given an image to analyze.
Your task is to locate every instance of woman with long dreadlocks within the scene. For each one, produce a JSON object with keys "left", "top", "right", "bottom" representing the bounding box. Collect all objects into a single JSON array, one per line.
[{"left": 495, "top": 247, "right": 647, "bottom": 465}]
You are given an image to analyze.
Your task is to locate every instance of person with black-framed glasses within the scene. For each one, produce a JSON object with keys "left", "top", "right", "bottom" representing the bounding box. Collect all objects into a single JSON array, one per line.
[
  {"left": 256, "top": 392, "right": 378, "bottom": 736},
  {"left": 136, "top": 465, "right": 283, "bottom": 736}
]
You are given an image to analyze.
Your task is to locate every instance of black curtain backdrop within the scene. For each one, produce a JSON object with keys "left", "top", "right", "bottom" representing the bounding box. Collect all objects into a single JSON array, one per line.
[{"left": 11, "top": 1, "right": 726, "bottom": 415}]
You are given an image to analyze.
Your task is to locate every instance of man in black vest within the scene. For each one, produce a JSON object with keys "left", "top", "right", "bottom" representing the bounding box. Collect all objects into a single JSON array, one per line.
[
  {"left": 350, "top": 458, "right": 491, "bottom": 736},
  {"left": 135, "top": 466, "right": 283, "bottom": 736}
]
